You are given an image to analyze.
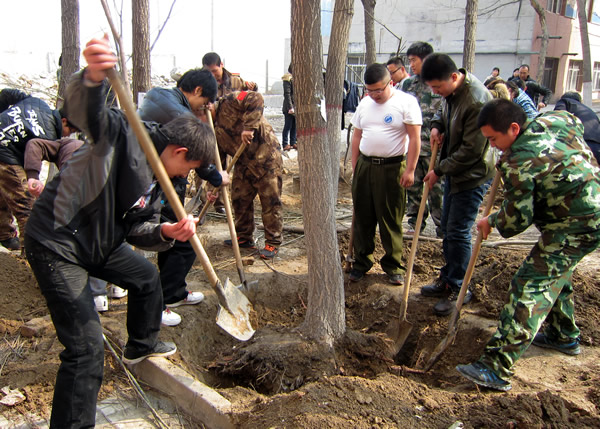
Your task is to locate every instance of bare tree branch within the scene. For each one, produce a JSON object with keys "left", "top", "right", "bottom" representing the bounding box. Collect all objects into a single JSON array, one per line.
[{"left": 150, "top": 0, "right": 177, "bottom": 52}]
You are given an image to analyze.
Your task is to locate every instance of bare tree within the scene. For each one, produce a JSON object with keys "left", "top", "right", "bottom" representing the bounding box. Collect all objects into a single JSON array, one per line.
[
  {"left": 132, "top": 0, "right": 151, "bottom": 104},
  {"left": 530, "top": 0, "right": 549, "bottom": 83},
  {"left": 463, "top": 0, "right": 478, "bottom": 71},
  {"left": 292, "top": 0, "right": 346, "bottom": 345},
  {"left": 58, "top": 0, "right": 80, "bottom": 107},
  {"left": 325, "top": 0, "right": 354, "bottom": 189},
  {"left": 577, "top": 0, "right": 592, "bottom": 106},
  {"left": 361, "top": 0, "right": 377, "bottom": 66}
]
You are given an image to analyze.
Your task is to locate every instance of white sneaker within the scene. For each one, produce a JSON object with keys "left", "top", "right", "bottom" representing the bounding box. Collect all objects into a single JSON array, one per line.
[
  {"left": 161, "top": 308, "right": 181, "bottom": 326},
  {"left": 166, "top": 291, "right": 205, "bottom": 308},
  {"left": 94, "top": 295, "right": 109, "bottom": 312},
  {"left": 108, "top": 285, "right": 128, "bottom": 299}
]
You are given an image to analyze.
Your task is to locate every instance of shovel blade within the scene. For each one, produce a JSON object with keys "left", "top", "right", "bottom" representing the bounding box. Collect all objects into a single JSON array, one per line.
[
  {"left": 421, "top": 325, "right": 458, "bottom": 372},
  {"left": 389, "top": 319, "right": 413, "bottom": 355},
  {"left": 215, "top": 278, "right": 255, "bottom": 341}
]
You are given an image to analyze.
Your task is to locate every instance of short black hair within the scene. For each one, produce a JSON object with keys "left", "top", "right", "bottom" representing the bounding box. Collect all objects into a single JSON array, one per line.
[
  {"left": 161, "top": 115, "right": 216, "bottom": 163},
  {"left": 406, "top": 42, "right": 434, "bottom": 60},
  {"left": 58, "top": 107, "right": 79, "bottom": 131},
  {"left": 493, "top": 67, "right": 500, "bottom": 73},
  {"left": 202, "top": 52, "right": 221, "bottom": 67},
  {"left": 421, "top": 53, "right": 458, "bottom": 82},
  {"left": 364, "top": 63, "right": 390, "bottom": 85},
  {"left": 386, "top": 56, "right": 405, "bottom": 68},
  {"left": 561, "top": 91, "right": 582, "bottom": 103},
  {"left": 519, "top": 64, "right": 530, "bottom": 71},
  {"left": 505, "top": 80, "right": 520, "bottom": 95},
  {"left": 477, "top": 98, "right": 527, "bottom": 132},
  {"left": 177, "top": 68, "right": 218, "bottom": 103},
  {"left": 514, "top": 78, "right": 526, "bottom": 90}
]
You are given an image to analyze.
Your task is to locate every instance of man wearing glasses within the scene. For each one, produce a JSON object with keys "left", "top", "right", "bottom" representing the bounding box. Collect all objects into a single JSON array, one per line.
[
  {"left": 386, "top": 57, "right": 410, "bottom": 90},
  {"left": 349, "top": 63, "right": 422, "bottom": 285}
]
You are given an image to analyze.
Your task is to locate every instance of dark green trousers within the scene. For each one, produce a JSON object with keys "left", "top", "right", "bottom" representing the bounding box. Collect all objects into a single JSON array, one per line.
[{"left": 351, "top": 155, "right": 406, "bottom": 275}]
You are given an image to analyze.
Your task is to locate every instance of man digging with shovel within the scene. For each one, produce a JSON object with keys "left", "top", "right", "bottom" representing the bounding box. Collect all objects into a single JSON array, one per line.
[
  {"left": 456, "top": 99, "right": 600, "bottom": 391},
  {"left": 24, "top": 35, "right": 217, "bottom": 427}
]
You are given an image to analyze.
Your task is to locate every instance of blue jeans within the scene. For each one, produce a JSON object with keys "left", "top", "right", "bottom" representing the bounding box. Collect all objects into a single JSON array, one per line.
[
  {"left": 439, "top": 180, "right": 489, "bottom": 289},
  {"left": 25, "top": 236, "right": 163, "bottom": 428},
  {"left": 282, "top": 113, "right": 296, "bottom": 147}
]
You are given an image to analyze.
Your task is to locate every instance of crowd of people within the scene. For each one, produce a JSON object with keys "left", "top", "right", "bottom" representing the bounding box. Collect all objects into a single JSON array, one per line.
[{"left": 1, "top": 33, "right": 599, "bottom": 426}]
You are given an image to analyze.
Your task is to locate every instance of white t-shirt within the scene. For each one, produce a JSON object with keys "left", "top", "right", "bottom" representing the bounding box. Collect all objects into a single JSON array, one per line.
[{"left": 351, "top": 88, "right": 422, "bottom": 158}]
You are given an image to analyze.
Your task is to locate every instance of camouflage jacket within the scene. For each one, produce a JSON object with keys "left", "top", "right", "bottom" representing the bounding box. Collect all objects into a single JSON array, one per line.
[
  {"left": 402, "top": 74, "right": 442, "bottom": 146},
  {"left": 489, "top": 111, "right": 600, "bottom": 238},
  {"left": 218, "top": 68, "right": 255, "bottom": 100},
  {"left": 214, "top": 90, "right": 282, "bottom": 178}
]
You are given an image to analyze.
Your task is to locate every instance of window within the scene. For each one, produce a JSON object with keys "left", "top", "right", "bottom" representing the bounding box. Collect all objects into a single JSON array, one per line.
[
  {"left": 566, "top": 60, "right": 583, "bottom": 92},
  {"left": 593, "top": 63, "right": 600, "bottom": 91},
  {"left": 346, "top": 55, "right": 366, "bottom": 85},
  {"left": 542, "top": 57, "right": 559, "bottom": 93},
  {"left": 547, "top": 0, "right": 565, "bottom": 14}
]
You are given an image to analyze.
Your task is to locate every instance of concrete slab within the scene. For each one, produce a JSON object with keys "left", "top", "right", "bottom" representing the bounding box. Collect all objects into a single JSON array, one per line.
[{"left": 131, "top": 357, "right": 235, "bottom": 429}]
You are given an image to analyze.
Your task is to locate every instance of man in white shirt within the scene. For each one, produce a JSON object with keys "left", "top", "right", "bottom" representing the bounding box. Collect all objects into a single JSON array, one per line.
[
  {"left": 350, "top": 63, "right": 422, "bottom": 285},
  {"left": 386, "top": 57, "right": 410, "bottom": 90}
]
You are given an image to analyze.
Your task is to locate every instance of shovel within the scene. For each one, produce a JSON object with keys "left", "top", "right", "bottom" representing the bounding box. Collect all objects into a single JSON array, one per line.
[
  {"left": 422, "top": 170, "right": 502, "bottom": 371},
  {"left": 195, "top": 141, "right": 248, "bottom": 220},
  {"left": 106, "top": 68, "right": 255, "bottom": 341},
  {"left": 389, "top": 144, "right": 439, "bottom": 355},
  {"left": 344, "top": 211, "right": 355, "bottom": 273},
  {"left": 205, "top": 110, "right": 258, "bottom": 294}
]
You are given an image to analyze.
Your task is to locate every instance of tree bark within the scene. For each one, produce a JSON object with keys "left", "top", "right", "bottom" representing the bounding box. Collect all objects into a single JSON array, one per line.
[
  {"left": 462, "top": 0, "right": 478, "bottom": 71},
  {"left": 132, "top": 0, "right": 151, "bottom": 106},
  {"left": 530, "top": 0, "right": 549, "bottom": 83},
  {"left": 577, "top": 0, "right": 592, "bottom": 106},
  {"left": 361, "top": 0, "right": 377, "bottom": 66},
  {"left": 58, "top": 0, "right": 80, "bottom": 108},
  {"left": 325, "top": 0, "right": 354, "bottom": 194},
  {"left": 291, "top": 0, "right": 346, "bottom": 346}
]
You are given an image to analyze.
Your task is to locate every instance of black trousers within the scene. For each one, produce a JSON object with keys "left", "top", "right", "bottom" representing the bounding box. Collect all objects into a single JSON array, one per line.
[
  {"left": 25, "top": 236, "right": 163, "bottom": 428},
  {"left": 157, "top": 239, "right": 195, "bottom": 305}
]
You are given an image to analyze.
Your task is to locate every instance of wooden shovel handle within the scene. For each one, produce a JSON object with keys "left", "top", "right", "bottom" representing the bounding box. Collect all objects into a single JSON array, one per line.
[{"left": 399, "top": 143, "right": 439, "bottom": 320}]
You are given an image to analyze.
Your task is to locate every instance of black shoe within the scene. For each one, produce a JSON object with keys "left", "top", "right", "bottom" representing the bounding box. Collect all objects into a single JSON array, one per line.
[
  {"left": 0, "top": 237, "right": 20, "bottom": 250},
  {"left": 388, "top": 273, "right": 404, "bottom": 285},
  {"left": 532, "top": 333, "right": 581, "bottom": 355},
  {"left": 348, "top": 269, "right": 364, "bottom": 282},
  {"left": 259, "top": 244, "right": 279, "bottom": 259},
  {"left": 456, "top": 362, "right": 512, "bottom": 391},
  {"left": 122, "top": 341, "right": 177, "bottom": 365},
  {"left": 433, "top": 288, "right": 472, "bottom": 316},
  {"left": 224, "top": 237, "right": 257, "bottom": 249},
  {"left": 215, "top": 207, "right": 226, "bottom": 215},
  {"left": 420, "top": 278, "right": 450, "bottom": 297}
]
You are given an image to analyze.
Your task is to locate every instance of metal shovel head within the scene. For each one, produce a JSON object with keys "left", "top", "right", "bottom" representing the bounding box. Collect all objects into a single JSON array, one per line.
[
  {"left": 422, "top": 320, "right": 459, "bottom": 372},
  {"left": 390, "top": 318, "right": 414, "bottom": 356},
  {"left": 216, "top": 278, "right": 255, "bottom": 341}
]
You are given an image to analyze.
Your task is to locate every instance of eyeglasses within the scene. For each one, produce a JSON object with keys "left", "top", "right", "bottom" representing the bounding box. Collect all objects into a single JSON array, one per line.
[
  {"left": 365, "top": 79, "right": 391, "bottom": 95},
  {"left": 388, "top": 68, "right": 399, "bottom": 75}
]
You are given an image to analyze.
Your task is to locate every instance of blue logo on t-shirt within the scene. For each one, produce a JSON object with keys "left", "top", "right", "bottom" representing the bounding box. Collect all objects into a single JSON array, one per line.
[{"left": 384, "top": 114, "right": 393, "bottom": 124}]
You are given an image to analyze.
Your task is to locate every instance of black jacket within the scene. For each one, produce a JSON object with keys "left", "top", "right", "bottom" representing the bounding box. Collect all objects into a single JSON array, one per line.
[
  {"left": 554, "top": 97, "right": 600, "bottom": 146},
  {"left": 26, "top": 71, "right": 172, "bottom": 268},
  {"left": 0, "top": 89, "right": 62, "bottom": 165}
]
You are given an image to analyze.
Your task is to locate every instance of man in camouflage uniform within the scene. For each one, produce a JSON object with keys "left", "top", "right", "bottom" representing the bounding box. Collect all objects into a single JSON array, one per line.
[
  {"left": 401, "top": 42, "right": 443, "bottom": 236},
  {"left": 213, "top": 90, "right": 283, "bottom": 259},
  {"left": 202, "top": 52, "right": 258, "bottom": 214},
  {"left": 456, "top": 99, "right": 600, "bottom": 391}
]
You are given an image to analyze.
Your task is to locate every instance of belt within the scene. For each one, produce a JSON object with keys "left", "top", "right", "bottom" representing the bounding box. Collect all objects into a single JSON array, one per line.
[{"left": 361, "top": 154, "right": 405, "bottom": 165}]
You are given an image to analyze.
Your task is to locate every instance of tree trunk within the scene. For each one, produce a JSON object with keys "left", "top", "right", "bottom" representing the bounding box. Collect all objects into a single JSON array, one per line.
[
  {"left": 58, "top": 0, "right": 80, "bottom": 108},
  {"left": 325, "top": 0, "right": 354, "bottom": 194},
  {"left": 132, "top": 0, "right": 151, "bottom": 106},
  {"left": 291, "top": 0, "right": 346, "bottom": 346},
  {"left": 361, "top": 0, "right": 377, "bottom": 66},
  {"left": 462, "top": 0, "right": 478, "bottom": 71},
  {"left": 577, "top": 0, "right": 592, "bottom": 106},
  {"left": 530, "top": 0, "right": 549, "bottom": 83}
]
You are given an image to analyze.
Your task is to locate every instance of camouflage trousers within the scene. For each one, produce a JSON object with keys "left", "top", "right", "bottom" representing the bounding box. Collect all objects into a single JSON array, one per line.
[
  {"left": 0, "top": 162, "right": 34, "bottom": 245},
  {"left": 479, "top": 227, "right": 600, "bottom": 380},
  {"left": 405, "top": 144, "right": 442, "bottom": 235},
  {"left": 231, "top": 164, "right": 283, "bottom": 247}
]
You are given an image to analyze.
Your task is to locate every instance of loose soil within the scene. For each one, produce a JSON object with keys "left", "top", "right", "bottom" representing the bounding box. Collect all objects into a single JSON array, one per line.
[{"left": 1, "top": 152, "right": 600, "bottom": 428}]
